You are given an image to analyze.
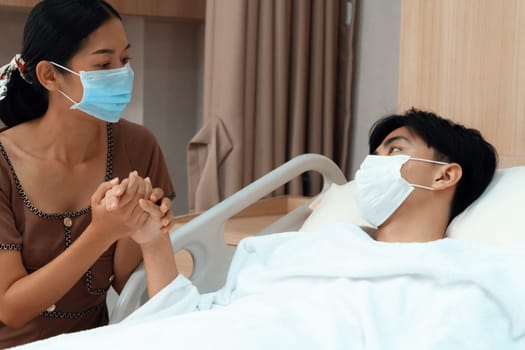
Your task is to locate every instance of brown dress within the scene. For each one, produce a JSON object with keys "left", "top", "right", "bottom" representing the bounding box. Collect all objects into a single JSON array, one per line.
[{"left": 0, "top": 119, "right": 175, "bottom": 348}]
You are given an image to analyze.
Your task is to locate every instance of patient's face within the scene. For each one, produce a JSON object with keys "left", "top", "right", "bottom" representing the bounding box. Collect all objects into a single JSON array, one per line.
[{"left": 373, "top": 126, "right": 439, "bottom": 189}]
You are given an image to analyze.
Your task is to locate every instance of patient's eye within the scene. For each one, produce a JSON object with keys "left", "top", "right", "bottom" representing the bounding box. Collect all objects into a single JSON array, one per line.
[{"left": 389, "top": 146, "right": 402, "bottom": 154}]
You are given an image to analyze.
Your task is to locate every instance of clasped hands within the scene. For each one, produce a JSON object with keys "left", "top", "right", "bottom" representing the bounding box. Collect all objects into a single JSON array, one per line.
[{"left": 90, "top": 171, "right": 175, "bottom": 246}]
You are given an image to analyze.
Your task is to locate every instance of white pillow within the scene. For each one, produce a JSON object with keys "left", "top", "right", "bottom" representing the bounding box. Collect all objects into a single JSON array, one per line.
[
  {"left": 299, "top": 167, "right": 525, "bottom": 246},
  {"left": 446, "top": 167, "right": 525, "bottom": 245},
  {"left": 299, "top": 181, "right": 372, "bottom": 232}
]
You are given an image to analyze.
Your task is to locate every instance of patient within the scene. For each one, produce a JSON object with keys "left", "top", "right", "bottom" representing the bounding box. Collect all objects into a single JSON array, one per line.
[
  {"left": 19, "top": 109, "right": 522, "bottom": 350},
  {"left": 354, "top": 108, "right": 497, "bottom": 242}
]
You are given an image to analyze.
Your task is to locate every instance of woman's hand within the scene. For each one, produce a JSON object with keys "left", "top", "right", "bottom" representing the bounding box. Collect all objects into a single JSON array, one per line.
[
  {"left": 99, "top": 172, "right": 176, "bottom": 244},
  {"left": 90, "top": 172, "right": 150, "bottom": 243}
]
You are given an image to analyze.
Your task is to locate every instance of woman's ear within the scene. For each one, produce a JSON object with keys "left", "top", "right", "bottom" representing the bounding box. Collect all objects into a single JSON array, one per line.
[
  {"left": 433, "top": 163, "right": 462, "bottom": 190},
  {"left": 35, "top": 61, "right": 59, "bottom": 91}
]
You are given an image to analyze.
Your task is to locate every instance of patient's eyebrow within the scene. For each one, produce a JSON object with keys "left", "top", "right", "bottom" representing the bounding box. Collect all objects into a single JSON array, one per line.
[
  {"left": 382, "top": 135, "right": 411, "bottom": 148},
  {"left": 372, "top": 135, "right": 411, "bottom": 154}
]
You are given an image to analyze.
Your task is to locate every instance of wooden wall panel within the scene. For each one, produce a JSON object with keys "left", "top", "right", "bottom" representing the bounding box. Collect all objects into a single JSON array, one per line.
[
  {"left": 398, "top": 0, "right": 525, "bottom": 167},
  {"left": 0, "top": 0, "right": 205, "bottom": 19},
  {"left": 0, "top": 0, "right": 37, "bottom": 7},
  {"left": 106, "top": 0, "right": 205, "bottom": 19}
]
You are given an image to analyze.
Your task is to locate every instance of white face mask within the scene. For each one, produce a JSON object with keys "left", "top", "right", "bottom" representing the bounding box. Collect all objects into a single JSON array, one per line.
[{"left": 354, "top": 155, "right": 448, "bottom": 227}]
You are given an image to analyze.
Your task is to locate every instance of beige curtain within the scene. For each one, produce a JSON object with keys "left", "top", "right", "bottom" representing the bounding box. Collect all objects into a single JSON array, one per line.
[{"left": 188, "top": 0, "right": 357, "bottom": 212}]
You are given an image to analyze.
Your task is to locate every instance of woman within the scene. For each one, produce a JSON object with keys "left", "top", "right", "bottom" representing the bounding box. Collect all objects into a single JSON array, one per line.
[{"left": 0, "top": 0, "right": 178, "bottom": 347}]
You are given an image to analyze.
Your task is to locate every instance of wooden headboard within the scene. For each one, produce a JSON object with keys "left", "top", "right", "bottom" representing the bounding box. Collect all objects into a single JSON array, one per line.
[{"left": 398, "top": 0, "right": 525, "bottom": 167}]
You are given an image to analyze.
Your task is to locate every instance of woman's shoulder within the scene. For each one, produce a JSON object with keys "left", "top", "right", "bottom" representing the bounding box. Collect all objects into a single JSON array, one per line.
[
  {"left": 113, "top": 118, "right": 157, "bottom": 143},
  {"left": 111, "top": 119, "right": 163, "bottom": 165},
  {"left": 112, "top": 119, "right": 161, "bottom": 151}
]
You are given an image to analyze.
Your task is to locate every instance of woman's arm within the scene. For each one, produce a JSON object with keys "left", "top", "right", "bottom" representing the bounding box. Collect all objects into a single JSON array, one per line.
[
  {"left": 0, "top": 224, "right": 114, "bottom": 328},
  {"left": 0, "top": 177, "right": 144, "bottom": 328}
]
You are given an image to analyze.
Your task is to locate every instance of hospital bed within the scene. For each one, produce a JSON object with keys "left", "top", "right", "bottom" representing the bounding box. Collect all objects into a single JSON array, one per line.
[
  {"left": 16, "top": 153, "right": 525, "bottom": 349},
  {"left": 110, "top": 153, "right": 525, "bottom": 323}
]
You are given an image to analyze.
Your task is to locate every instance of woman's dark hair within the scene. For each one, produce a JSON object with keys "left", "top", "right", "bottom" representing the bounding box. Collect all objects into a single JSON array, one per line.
[
  {"left": 0, "top": 0, "right": 121, "bottom": 127},
  {"left": 368, "top": 108, "right": 498, "bottom": 223}
]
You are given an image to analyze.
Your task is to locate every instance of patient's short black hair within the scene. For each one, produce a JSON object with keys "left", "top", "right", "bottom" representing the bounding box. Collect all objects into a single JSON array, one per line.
[{"left": 368, "top": 108, "right": 497, "bottom": 222}]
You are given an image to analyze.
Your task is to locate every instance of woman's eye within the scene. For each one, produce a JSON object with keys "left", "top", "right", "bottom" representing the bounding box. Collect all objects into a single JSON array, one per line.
[
  {"left": 122, "top": 57, "right": 132, "bottom": 64},
  {"left": 96, "top": 62, "right": 111, "bottom": 69}
]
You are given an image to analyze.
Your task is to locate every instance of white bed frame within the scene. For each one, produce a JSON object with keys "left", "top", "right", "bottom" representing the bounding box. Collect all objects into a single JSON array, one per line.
[{"left": 109, "top": 154, "right": 347, "bottom": 322}]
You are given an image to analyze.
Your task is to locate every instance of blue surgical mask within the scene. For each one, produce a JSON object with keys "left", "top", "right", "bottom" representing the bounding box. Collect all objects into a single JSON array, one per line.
[{"left": 51, "top": 62, "right": 134, "bottom": 123}]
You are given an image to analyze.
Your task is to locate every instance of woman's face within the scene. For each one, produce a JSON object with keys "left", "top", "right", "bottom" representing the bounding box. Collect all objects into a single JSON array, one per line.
[{"left": 55, "top": 17, "right": 131, "bottom": 103}]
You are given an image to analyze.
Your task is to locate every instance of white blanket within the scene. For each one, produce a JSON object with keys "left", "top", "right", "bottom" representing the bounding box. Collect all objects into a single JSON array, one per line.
[{"left": 14, "top": 223, "right": 525, "bottom": 349}]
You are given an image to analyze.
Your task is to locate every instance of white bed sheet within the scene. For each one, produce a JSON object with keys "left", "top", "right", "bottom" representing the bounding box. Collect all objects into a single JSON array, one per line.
[{"left": 15, "top": 223, "right": 525, "bottom": 350}]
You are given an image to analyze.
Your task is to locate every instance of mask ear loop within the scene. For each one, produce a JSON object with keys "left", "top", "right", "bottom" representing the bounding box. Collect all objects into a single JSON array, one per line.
[
  {"left": 50, "top": 61, "right": 81, "bottom": 104},
  {"left": 409, "top": 157, "right": 449, "bottom": 165},
  {"left": 50, "top": 61, "right": 80, "bottom": 77},
  {"left": 407, "top": 157, "right": 449, "bottom": 190},
  {"left": 410, "top": 183, "right": 435, "bottom": 191},
  {"left": 57, "top": 90, "right": 79, "bottom": 104}
]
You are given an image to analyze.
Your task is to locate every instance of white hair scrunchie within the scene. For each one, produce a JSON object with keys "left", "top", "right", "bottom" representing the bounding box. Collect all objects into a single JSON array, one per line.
[{"left": 0, "top": 54, "right": 31, "bottom": 101}]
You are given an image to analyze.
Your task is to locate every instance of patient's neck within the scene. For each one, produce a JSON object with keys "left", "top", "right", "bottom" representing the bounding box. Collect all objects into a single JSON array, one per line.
[{"left": 375, "top": 204, "right": 449, "bottom": 243}]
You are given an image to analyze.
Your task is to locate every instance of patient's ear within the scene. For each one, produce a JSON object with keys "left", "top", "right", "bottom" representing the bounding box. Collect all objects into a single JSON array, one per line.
[
  {"left": 433, "top": 163, "right": 462, "bottom": 190},
  {"left": 35, "top": 61, "right": 59, "bottom": 91}
]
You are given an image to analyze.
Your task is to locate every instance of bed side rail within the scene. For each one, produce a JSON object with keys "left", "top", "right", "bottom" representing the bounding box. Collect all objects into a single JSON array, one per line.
[{"left": 110, "top": 153, "right": 346, "bottom": 323}]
